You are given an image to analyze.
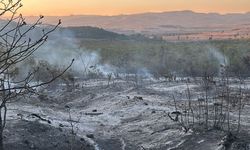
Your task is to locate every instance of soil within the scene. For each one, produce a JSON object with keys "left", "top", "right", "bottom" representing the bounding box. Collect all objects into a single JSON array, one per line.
[
  {"left": 3, "top": 78, "right": 250, "bottom": 150},
  {"left": 4, "top": 120, "right": 94, "bottom": 150}
]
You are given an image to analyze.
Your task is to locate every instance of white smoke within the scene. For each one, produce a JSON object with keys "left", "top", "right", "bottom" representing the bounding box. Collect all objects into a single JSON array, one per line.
[
  {"left": 206, "top": 46, "right": 229, "bottom": 76},
  {"left": 8, "top": 24, "right": 154, "bottom": 79},
  {"left": 31, "top": 27, "right": 114, "bottom": 77},
  {"left": 207, "top": 46, "right": 228, "bottom": 66},
  {"left": 96, "top": 64, "right": 118, "bottom": 76},
  {"left": 137, "top": 68, "right": 153, "bottom": 78}
]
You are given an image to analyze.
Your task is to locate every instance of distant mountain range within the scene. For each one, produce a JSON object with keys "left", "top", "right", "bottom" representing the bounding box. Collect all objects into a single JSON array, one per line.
[
  {"left": 23, "top": 10, "right": 250, "bottom": 35},
  {"left": 0, "top": 17, "right": 148, "bottom": 41}
]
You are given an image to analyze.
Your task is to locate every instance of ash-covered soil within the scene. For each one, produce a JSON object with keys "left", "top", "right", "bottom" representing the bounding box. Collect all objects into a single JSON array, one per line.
[
  {"left": 4, "top": 120, "right": 94, "bottom": 150},
  {"left": 4, "top": 78, "right": 250, "bottom": 150}
]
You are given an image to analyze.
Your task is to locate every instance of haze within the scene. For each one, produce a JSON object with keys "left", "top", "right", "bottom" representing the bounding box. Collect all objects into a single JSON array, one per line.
[{"left": 21, "top": 0, "right": 250, "bottom": 16}]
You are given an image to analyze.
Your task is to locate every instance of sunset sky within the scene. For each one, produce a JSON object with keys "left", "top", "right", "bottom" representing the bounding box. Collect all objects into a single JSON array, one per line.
[{"left": 21, "top": 0, "right": 250, "bottom": 16}]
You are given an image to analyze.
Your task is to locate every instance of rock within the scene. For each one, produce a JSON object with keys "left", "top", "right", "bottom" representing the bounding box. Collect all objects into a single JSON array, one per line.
[
  {"left": 86, "top": 134, "right": 94, "bottom": 139},
  {"left": 52, "top": 142, "right": 58, "bottom": 147},
  {"left": 65, "top": 105, "right": 70, "bottom": 109},
  {"left": 38, "top": 94, "right": 49, "bottom": 101},
  {"left": 58, "top": 128, "right": 63, "bottom": 132},
  {"left": 134, "top": 96, "right": 143, "bottom": 100},
  {"left": 65, "top": 140, "right": 70, "bottom": 144},
  {"left": 30, "top": 143, "right": 35, "bottom": 149},
  {"left": 23, "top": 139, "right": 30, "bottom": 145},
  {"left": 47, "top": 120, "right": 51, "bottom": 124},
  {"left": 17, "top": 113, "right": 23, "bottom": 119}
]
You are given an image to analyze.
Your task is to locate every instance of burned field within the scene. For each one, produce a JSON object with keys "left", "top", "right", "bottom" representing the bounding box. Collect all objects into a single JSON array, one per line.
[
  {"left": 0, "top": 2, "right": 250, "bottom": 149},
  {"left": 1, "top": 20, "right": 250, "bottom": 150},
  {"left": 4, "top": 74, "right": 250, "bottom": 150}
]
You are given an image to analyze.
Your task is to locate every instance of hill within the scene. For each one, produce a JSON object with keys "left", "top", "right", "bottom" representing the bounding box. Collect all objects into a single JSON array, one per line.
[
  {"left": 62, "top": 26, "right": 128, "bottom": 40},
  {"left": 23, "top": 11, "right": 250, "bottom": 35}
]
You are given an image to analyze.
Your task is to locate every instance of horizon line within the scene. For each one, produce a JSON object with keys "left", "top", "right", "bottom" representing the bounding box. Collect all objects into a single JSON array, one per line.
[{"left": 21, "top": 10, "right": 250, "bottom": 17}]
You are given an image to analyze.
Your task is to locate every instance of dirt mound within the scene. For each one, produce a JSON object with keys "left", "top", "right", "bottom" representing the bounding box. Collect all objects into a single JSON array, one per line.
[{"left": 4, "top": 120, "right": 94, "bottom": 150}]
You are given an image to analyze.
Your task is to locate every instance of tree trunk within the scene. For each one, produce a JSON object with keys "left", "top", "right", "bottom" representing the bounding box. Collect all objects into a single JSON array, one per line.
[
  {"left": 0, "top": 129, "right": 3, "bottom": 150},
  {"left": 0, "top": 109, "right": 4, "bottom": 150},
  {"left": 237, "top": 85, "right": 242, "bottom": 133}
]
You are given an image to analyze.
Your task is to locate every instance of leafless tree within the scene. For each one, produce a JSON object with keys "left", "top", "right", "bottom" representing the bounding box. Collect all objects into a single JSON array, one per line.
[
  {"left": 237, "top": 80, "right": 243, "bottom": 133},
  {"left": 185, "top": 82, "right": 195, "bottom": 126},
  {"left": 0, "top": 0, "right": 74, "bottom": 149},
  {"left": 66, "top": 106, "right": 82, "bottom": 150}
]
